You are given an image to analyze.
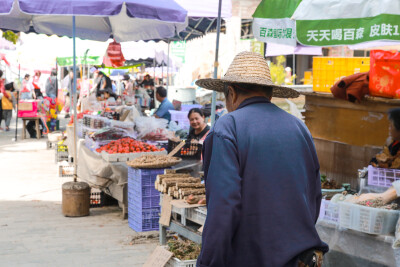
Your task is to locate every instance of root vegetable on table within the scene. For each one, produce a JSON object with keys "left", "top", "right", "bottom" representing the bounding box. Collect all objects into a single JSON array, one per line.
[
  {"left": 155, "top": 173, "right": 191, "bottom": 184},
  {"left": 175, "top": 183, "right": 205, "bottom": 190},
  {"left": 162, "top": 178, "right": 201, "bottom": 193},
  {"left": 180, "top": 188, "right": 206, "bottom": 197}
]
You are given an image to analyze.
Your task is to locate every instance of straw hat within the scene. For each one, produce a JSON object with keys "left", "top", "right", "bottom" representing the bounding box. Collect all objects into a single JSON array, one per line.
[{"left": 196, "top": 51, "right": 299, "bottom": 98}]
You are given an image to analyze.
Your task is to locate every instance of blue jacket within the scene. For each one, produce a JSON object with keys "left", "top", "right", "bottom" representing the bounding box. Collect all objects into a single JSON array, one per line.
[
  {"left": 198, "top": 97, "right": 328, "bottom": 267},
  {"left": 155, "top": 98, "right": 174, "bottom": 121}
]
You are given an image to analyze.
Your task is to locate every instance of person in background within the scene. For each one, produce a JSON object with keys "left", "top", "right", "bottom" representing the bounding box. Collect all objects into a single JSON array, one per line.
[
  {"left": 91, "top": 70, "right": 101, "bottom": 96},
  {"left": 65, "top": 70, "right": 80, "bottom": 119},
  {"left": 154, "top": 86, "right": 174, "bottom": 122},
  {"left": 370, "top": 108, "right": 400, "bottom": 167},
  {"left": 45, "top": 69, "right": 58, "bottom": 100},
  {"left": 32, "top": 70, "right": 43, "bottom": 99},
  {"left": 187, "top": 108, "right": 210, "bottom": 142},
  {"left": 356, "top": 108, "right": 400, "bottom": 203},
  {"left": 0, "top": 70, "right": 4, "bottom": 130},
  {"left": 111, "top": 80, "right": 117, "bottom": 94},
  {"left": 103, "top": 88, "right": 117, "bottom": 105},
  {"left": 140, "top": 74, "right": 155, "bottom": 109},
  {"left": 139, "top": 74, "right": 154, "bottom": 88},
  {"left": 2, "top": 82, "right": 14, "bottom": 131},
  {"left": 98, "top": 71, "right": 112, "bottom": 96},
  {"left": 21, "top": 74, "right": 32, "bottom": 100},
  {"left": 122, "top": 74, "right": 135, "bottom": 96},
  {"left": 195, "top": 52, "right": 327, "bottom": 267}
]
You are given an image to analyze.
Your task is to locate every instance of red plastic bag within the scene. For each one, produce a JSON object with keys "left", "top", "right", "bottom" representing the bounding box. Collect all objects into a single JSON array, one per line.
[
  {"left": 103, "top": 41, "right": 125, "bottom": 68},
  {"left": 369, "top": 50, "right": 400, "bottom": 99}
]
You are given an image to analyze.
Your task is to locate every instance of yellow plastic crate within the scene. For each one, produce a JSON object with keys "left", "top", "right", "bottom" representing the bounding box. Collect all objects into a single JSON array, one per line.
[{"left": 313, "top": 57, "right": 370, "bottom": 93}]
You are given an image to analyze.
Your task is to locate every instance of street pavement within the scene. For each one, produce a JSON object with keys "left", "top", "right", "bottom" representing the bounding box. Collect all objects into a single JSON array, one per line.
[{"left": 0, "top": 112, "right": 157, "bottom": 267}]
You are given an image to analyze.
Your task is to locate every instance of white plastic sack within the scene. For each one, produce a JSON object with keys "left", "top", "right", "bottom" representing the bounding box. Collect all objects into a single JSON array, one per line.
[{"left": 135, "top": 116, "right": 169, "bottom": 140}]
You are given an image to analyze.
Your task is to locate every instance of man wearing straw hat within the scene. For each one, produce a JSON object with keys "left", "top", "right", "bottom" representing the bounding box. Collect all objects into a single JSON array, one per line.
[{"left": 195, "top": 52, "right": 328, "bottom": 267}]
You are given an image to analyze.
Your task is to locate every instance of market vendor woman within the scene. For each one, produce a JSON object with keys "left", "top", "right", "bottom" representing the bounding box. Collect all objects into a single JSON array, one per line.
[
  {"left": 370, "top": 108, "right": 400, "bottom": 168},
  {"left": 187, "top": 108, "right": 210, "bottom": 142},
  {"left": 357, "top": 108, "right": 400, "bottom": 204}
]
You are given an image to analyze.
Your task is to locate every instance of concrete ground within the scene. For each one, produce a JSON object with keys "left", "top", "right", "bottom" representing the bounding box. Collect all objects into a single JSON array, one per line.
[{"left": 0, "top": 111, "right": 157, "bottom": 267}]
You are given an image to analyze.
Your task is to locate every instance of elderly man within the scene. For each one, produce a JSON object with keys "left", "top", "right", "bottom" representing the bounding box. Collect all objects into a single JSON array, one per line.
[{"left": 195, "top": 52, "right": 328, "bottom": 267}]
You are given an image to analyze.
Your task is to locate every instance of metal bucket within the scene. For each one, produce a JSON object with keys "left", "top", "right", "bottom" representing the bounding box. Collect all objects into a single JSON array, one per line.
[{"left": 62, "top": 182, "right": 90, "bottom": 217}]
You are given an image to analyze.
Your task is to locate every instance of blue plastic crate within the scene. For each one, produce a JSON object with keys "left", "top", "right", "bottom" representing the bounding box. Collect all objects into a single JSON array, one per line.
[
  {"left": 128, "top": 194, "right": 160, "bottom": 209},
  {"left": 128, "top": 207, "right": 160, "bottom": 232},
  {"left": 129, "top": 218, "right": 159, "bottom": 232},
  {"left": 128, "top": 167, "right": 165, "bottom": 187},
  {"left": 128, "top": 207, "right": 160, "bottom": 219},
  {"left": 128, "top": 183, "right": 159, "bottom": 197}
]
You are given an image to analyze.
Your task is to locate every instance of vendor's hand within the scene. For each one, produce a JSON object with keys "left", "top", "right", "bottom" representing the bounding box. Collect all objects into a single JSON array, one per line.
[{"left": 351, "top": 193, "right": 383, "bottom": 203}]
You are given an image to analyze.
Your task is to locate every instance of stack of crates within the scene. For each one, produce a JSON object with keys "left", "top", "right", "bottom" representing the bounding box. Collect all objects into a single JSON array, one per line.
[
  {"left": 313, "top": 57, "right": 370, "bottom": 93},
  {"left": 55, "top": 143, "right": 69, "bottom": 163},
  {"left": 128, "top": 168, "right": 164, "bottom": 232}
]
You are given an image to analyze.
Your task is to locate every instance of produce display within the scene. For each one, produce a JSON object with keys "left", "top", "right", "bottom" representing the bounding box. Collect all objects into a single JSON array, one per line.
[
  {"left": 357, "top": 198, "right": 398, "bottom": 210},
  {"left": 167, "top": 238, "right": 201, "bottom": 261},
  {"left": 372, "top": 146, "right": 400, "bottom": 169},
  {"left": 89, "top": 127, "right": 131, "bottom": 141},
  {"left": 68, "top": 111, "right": 91, "bottom": 125},
  {"left": 142, "top": 128, "right": 169, "bottom": 141},
  {"left": 135, "top": 117, "right": 170, "bottom": 141},
  {"left": 320, "top": 175, "right": 342, "bottom": 189},
  {"left": 155, "top": 169, "right": 205, "bottom": 200},
  {"left": 126, "top": 154, "right": 182, "bottom": 168},
  {"left": 83, "top": 115, "right": 109, "bottom": 129},
  {"left": 95, "top": 137, "right": 164, "bottom": 154}
]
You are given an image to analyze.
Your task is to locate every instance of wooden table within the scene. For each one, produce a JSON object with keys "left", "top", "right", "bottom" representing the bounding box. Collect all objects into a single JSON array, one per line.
[{"left": 21, "top": 117, "right": 41, "bottom": 139}]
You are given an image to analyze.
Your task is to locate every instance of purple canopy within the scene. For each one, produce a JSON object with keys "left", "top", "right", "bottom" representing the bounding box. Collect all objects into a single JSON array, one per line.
[
  {"left": 0, "top": 0, "right": 189, "bottom": 179},
  {"left": 0, "top": 0, "right": 188, "bottom": 42}
]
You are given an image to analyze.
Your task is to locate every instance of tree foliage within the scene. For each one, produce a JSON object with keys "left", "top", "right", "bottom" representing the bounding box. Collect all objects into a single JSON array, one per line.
[{"left": 2, "top": 30, "right": 19, "bottom": 44}]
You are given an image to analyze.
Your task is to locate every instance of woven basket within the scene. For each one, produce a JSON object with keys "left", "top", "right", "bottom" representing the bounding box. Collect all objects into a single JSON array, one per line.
[{"left": 126, "top": 157, "right": 182, "bottom": 169}]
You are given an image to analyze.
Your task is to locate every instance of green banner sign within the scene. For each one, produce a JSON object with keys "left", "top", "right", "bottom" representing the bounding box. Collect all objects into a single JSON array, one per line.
[
  {"left": 56, "top": 56, "right": 102, "bottom": 67},
  {"left": 297, "top": 14, "right": 400, "bottom": 46},
  {"left": 171, "top": 41, "right": 186, "bottom": 64}
]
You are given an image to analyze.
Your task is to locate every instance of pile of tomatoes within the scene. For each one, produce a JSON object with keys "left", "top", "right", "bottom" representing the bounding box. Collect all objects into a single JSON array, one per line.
[{"left": 96, "top": 137, "right": 164, "bottom": 154}]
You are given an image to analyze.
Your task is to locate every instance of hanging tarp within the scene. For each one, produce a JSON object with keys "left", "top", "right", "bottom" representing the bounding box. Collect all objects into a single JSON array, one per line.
[
  {"left": 103, "top": 41, "right": 125, "bottom": 68},
  {"left": 292, "top": 0, "right": 400, "bottom": 46},
  {"left": 252, "top": 0, "right": 302, "bottom": 46}
]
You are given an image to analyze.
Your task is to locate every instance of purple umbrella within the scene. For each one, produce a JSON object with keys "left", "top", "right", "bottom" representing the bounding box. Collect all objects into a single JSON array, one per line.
[
  {"left": 0, "top": 0, "right": 188, "bottom": 42},
  {"left": 0, "top": 0, "right": 188, "bottom": 183}
]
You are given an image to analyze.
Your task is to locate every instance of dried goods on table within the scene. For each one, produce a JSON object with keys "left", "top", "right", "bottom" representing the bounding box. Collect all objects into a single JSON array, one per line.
[
  {"left": 175, "top": 183, "right": 205, "bottom": 190},
  {"left": 321, "top": 177, "right": 342, "bottom": 190},
  {"left": 180, "top": 188, "right": 206, "bottom": 198},
  {"left": 156, "top": 169, "right": 205, "bottom": 200},
  {"left": 391, "top": 157, "right": 400, "bottom": 169},
  {"left": 166, "top": 239, "right": 201, "bottom": 261},
  {"left": 162, "top": 178, "right": 201, "bottom": 193},
  {"left": 372, "top": 146, "right": 400, "bottom": 169},
  {"left": 126, "top": 154, "right": 182, "bottom": 169},
  {"left": 155, "top": 173, "right": 191, "bottom": 184},
  {"left": 356, "top": 197, "right": 399, "bottom": 210}
]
